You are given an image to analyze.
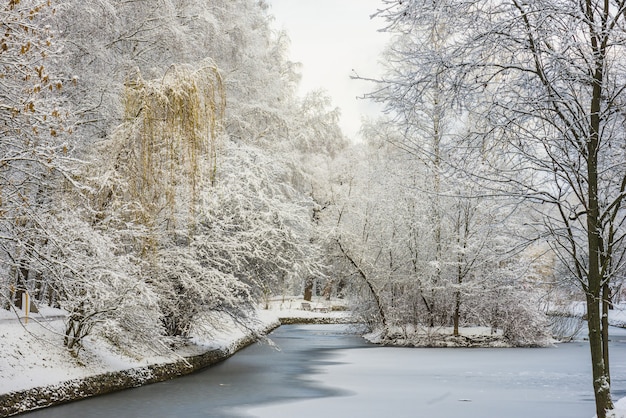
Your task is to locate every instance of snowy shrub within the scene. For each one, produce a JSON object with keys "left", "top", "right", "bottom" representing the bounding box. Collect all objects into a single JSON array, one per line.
[
  {"left": 61, "top": 258, "right": 164, "bottom": 355},
  {"left": 489, "top": 288, "right": 551, "bottom": 347},
  {"left": 548, "top": 313, "right": 585, "bottom": 343},
  {"left": 149, "top": 242, "right": 252, "bottom": 338},
  {"left": 29, "top": 210, "right": 165, "bottom": 355}
]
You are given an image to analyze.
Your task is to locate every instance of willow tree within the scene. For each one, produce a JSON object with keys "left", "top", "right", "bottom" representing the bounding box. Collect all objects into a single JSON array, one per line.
[
  {"left": 119, "top": 62, "right": 224, "bottom": 234},
  {"left": 76, "top": 61, "right": 229, "bottom": 339},
  {"left": 126, "top": 62, "right": 226, "bottom": 334},
  {"left": 374, "top": 1, "right": 626, "bottom": 416}
]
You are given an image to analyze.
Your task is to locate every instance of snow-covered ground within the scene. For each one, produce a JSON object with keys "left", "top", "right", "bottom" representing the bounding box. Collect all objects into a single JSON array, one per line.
[
  {"left": 2, "top": 298, "right": 626, "bottom": 417},
  {"left": 0, "top": 307, "right": 273, "bottom": 396},
  {"left": 0, "top": 296, "right": 349, "bottom": 398},
  {"left": 551, "top": 301, "right": 626, "bottom": 328},
  {"left": 612, "top": 399, "right": 626, "bottom": 418},
  {"left": 0, "top": 306, "right": 143, "bottom": 394}
]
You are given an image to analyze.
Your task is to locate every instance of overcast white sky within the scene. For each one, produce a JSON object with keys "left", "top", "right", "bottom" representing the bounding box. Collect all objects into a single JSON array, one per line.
[{"left": 268, "top": 0, "right": 390, "bottom": 141}]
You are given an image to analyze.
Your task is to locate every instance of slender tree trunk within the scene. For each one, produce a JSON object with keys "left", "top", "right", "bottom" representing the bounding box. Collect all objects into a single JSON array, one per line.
[
  {"left": 454, "top": 203, "right": 470, "bottom": 337},
  {"left": 431, "top": 74, "right": 442, "bottom": 330},
  {"left": 303, "top": 278, "right": 313, "bottom": 302},
  {"left": 454, "top": 267, "right": 461, "bottom": 337},
  {"left": 586, "top": 21, "right": 613, "bottom": 413},
  {"left": 602, "top": 282, "right": 611, "bottom": 385},
  {"left": 587, "top": 292, "right": 612, "bottom": 418},
  {"left": 337, "top": 239, "right": 386, "bottom": 327},
  {"left": 13, "top": 261, "right": 29, "bottom": 309}
]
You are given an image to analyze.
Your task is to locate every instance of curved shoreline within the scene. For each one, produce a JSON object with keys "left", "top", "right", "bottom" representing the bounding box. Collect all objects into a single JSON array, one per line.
[
  {"left": 0, "top": 315, "right": 356, "bottom": 417},
  {"left": 0, "top": 321, "right": 279, "bottom": 418}
]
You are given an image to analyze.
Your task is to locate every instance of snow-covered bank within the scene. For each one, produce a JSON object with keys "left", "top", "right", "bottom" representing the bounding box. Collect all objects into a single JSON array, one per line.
[
  {"left": 0, "top": 297, "right": 351, "bottom": 417},
  {"left": 7, "top": 298, "right": 626, "bottom": 418},
  {"left": 0, "top": 311, "right": 280, "bottom": 417},
  {"left": 607, "top": 398, "right": 626, "bottom": 418},
  {"left": 549, "top": 302, "right": 626, "bottom": 329},
  {"left": 261, "top": 296, "right": 354, "bottom": 325},
  {"left": 364, "top": 325, "right": 514, "bottom": 348}
]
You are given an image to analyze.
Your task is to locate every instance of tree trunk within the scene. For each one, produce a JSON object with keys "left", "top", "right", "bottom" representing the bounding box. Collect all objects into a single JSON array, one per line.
[
  {"left": 602, "top": 282, "right": 611, "bottom": 386},
  {"left": 322, "top": 280, "right": 333, "bottom": 301},
  {"left": 454, "top": 272, "right": 461, "bottom": 337},
  {"left": 587, "top": 292, "right": 612, "bottom": 418},
  {"left": 586, "top": 25, "right": 613, "bottom": 414},
  {"left": 13, "top": 261, "right": 29, "bottom": 309},
  {"left": 303, "top": 278, "right": 313, "bottom": 302},
  {"left": 337, "top": 239, "right": 386, "bottom": 327}
]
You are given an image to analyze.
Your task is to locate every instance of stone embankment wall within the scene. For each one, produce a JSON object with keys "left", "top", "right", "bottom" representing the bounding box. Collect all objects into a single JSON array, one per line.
[
  {"left": 0, "top": 314, "right": 358, "bottom": 417},
  {"left": 0, "top": 322, "right": 280, "bottom": 417}
]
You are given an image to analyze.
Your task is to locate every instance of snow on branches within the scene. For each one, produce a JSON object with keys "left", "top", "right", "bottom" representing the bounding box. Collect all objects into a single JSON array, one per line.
[{"left": 120, "top": 62, "right": 225, "bottom": 233}]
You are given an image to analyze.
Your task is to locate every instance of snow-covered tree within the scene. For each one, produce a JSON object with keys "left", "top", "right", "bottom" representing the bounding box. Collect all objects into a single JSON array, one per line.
[
  {"left": 0, "top": 0, "right": 80, "bottom": 312},
  {"left": 328, "top": 129, "right": 547, "bottom": 346},
  {"left": 372, "top": 1, "right": 626, "bottom": 415},
  {"left": 45, "top": 0, "right": 335, "bottom": 345},
  {"left": 0, "top": 0, "right": 347, "bottom": 360},
  {"left": 334, "top": 5, "right": 549, "bottom": 346}
]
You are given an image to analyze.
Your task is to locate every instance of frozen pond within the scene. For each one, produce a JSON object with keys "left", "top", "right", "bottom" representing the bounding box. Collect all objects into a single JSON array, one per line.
[
  {"left": 20, "top": 324, "right": 626, "bottom": 418},
  {"left": 247, "top": 326, "right": 626, "bottom": 418}
]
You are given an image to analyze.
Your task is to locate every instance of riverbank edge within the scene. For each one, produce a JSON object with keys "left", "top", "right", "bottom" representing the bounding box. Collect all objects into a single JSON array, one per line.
[
  {"left": 0, "top": 314, "right": 356, "bottom": 417},
  {"left": 0, "top": 319, "right": 281, "bottom": 418}
]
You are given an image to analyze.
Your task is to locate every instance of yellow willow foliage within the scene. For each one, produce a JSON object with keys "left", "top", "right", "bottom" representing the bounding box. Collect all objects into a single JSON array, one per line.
[{"left": 121, "top": 62, "right": 225, "bottom": 233}]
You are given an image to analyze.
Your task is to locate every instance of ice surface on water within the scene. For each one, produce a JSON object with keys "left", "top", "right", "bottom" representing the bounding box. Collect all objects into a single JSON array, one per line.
[
  {"left": 243, "top": 328, "right": 626, "bottom": 418},
  {"left": 17, "top": 324, "right": 626, "bottom": 418}
]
